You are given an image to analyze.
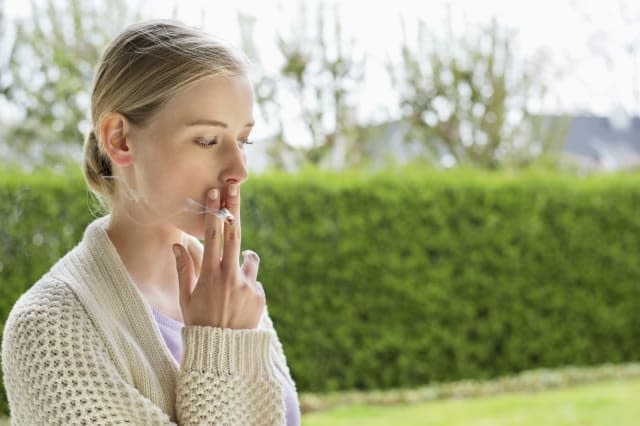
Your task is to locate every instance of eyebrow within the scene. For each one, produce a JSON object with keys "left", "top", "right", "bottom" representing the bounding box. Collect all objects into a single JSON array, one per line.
[{"left": 186, "top": 119, "right": 255, "bottom": 128}]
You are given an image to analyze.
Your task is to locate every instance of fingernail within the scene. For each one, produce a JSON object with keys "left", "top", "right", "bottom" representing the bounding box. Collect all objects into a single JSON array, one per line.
[
  {"left": 172, "top": 244, "right": 181, "bottom": 258},
  {"left": 242, "top": 250, "right": 259, "bottom": 261},
  {"left": 208, "top": 188, "right": 219, "bottom": 200},
  {"left": 228, "top": 183, "right": 238, "bottom": 196}
]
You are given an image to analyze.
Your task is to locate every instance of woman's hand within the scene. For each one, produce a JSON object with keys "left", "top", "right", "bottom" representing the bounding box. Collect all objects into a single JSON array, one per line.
[{"left": 171, "top": 183, "right": 265, "bottom": 329}]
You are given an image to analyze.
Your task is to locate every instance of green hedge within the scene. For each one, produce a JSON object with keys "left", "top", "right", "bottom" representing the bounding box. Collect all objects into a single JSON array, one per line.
[
  {"left": 1, "top": 166, "right": 640, "bottom": 417},
  {"left": 0, "top": 169, "right": 91, "bottom": 415}
]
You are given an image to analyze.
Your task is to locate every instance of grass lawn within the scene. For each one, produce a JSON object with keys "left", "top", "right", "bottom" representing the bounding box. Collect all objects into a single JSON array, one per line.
[
  {"left": 0, "top": 378, "right": 636, "bottom": 425},
  {"left": 301, "top": 378, "right": 640, "bottom": 426}
]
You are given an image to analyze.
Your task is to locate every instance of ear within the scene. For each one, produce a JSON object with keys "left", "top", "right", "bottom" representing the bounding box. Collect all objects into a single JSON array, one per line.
[{"left": 100, "top": 112, "right": 133, "bottom": 167}]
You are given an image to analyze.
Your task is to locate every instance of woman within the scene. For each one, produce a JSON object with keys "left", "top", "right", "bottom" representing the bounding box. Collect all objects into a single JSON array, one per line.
[{"left": 2, "top": 20, "right": 300, "bottom": 425}]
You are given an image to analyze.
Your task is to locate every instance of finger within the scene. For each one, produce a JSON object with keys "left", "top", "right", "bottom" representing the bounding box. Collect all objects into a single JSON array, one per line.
[
  {"left": 221, "top": 182, "right": 241, "bottom": 271},
  {"left": 172, "top": 244, "right": 196, "bottom": 310},
  {"left": 186, "top": 237, "right": 203, "bottom": 278},
  {"left": 254, "top": 280, "right": 265, "bottom": 298},
  {"left": 240, "top": 250, "right": 260, "bottom": 282},
  {"left": 201, "top": 188, "right": 222, "bottom": 275}
]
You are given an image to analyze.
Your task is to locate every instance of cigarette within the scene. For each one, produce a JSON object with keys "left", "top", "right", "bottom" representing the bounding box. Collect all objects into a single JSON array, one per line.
[
  {"left": 184, "top": 197, "right": 235, "bottom": 225},
  {"left": 214, "top": 208, "right": 235, "bottom": 225}
]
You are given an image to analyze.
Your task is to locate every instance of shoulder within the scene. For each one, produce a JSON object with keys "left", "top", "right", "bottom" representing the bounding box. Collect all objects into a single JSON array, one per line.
[
  {"left": 2, "top": 276, "right": 91, "bottom": 352},
  {"left": 1, "top": 275, "right": 114, "bottom": 384},
  {"left": 6, "top": 274, "right": 81, "bottom": 313}
]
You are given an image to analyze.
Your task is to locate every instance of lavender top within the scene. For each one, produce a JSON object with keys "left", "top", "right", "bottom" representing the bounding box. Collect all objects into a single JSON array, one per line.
[{"left": 151, "top": 307, "right": 301, "bottom": 425}]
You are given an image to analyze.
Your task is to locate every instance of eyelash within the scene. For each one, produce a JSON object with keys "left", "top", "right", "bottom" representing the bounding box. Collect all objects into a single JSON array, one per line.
[{"left": 194, "top": 137, "right": 254, "bottom": 148}]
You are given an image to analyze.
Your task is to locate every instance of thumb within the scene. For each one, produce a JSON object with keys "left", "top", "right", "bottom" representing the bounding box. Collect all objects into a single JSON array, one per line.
[{"left": 172, "top": 244, "right": 195, "bottom": 310}]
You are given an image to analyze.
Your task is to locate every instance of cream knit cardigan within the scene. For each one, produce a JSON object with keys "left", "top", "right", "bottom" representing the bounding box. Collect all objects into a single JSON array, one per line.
[{"left": 1, "top": 216, "right": 296, "bottom": 425}]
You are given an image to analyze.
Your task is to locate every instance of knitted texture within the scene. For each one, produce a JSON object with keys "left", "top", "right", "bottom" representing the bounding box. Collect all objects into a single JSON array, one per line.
[
  {"left": 176, "top": 327, "right": 286, "bottom": 425},
  {"left": 1, "top": 216, "right": 293, "bottom": 425}
]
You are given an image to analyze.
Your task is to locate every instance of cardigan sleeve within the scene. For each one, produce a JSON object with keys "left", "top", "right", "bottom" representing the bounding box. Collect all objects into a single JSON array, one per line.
[
  {"left": 260, "top": 304, "right": 297, "bottom": 390},
  {"left": 1, "top": 282, "right": 286, "bottom": 426},
  {"left": 177, "top": 326, "right": 286, "bottom": 425}
]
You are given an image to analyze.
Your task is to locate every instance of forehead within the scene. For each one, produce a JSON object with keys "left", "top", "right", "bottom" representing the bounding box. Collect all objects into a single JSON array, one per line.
[{"left": 158, "top": 75, "right": 254, "bottom": 126}]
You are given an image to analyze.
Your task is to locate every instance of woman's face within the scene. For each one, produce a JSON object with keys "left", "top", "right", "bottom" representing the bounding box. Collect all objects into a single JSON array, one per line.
[{"left": 122, "top": 74, "right": 254, "bottom": 238}]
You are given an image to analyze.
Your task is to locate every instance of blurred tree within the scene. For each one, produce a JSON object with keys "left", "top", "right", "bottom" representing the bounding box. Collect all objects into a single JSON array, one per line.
[
  {"left": 240, "top": 1, "right": 367, "bottom": 171},
  {"left": 0, "top": 0, "right": 12, "bottom": 100},
  {"left": 577, "top": 0, "right": 640, "bottom": 116},
  {"left": 388, "top": 16, "right": 569, "bottom": 170},
  {"left": 237, "top": 12, "right": 291, "bottom": 172},
  {"left": 4, "top": 0, "right": 141, "bottom": 170}
]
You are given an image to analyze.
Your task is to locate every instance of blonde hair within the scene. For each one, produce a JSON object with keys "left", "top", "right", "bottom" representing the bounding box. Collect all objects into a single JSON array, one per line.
[{"left": 82, "top": 20, "right": 249, "bottom": 208}]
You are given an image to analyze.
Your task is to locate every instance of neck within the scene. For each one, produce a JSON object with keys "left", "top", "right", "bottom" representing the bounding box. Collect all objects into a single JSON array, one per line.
[{"left": 106, "top": 208, "right": 186, "bottom": 300}]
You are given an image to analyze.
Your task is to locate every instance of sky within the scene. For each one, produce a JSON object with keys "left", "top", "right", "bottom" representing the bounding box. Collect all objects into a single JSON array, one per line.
[
  {"left": 149, "top": 0, "right": 639, "bottom": 120},
  {"left": 3, "top": 0, "right": 640, "bottom": 142}
]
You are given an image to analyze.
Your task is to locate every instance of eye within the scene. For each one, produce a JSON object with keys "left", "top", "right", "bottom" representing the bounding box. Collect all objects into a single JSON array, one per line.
[
  {"left": 194, "top": 137, "right": 218, "bottom": 148},
  {"left": 238, "top": 139, "right": 254, "bottom": 147}
]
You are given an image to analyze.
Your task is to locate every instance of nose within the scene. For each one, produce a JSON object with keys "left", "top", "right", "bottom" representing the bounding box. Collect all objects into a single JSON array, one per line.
[{"left": 220, "top": 142, "right": 249, "bottom": 186}]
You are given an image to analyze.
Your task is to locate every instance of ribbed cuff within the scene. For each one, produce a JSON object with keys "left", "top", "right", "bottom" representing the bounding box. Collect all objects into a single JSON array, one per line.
[{"left": 181, "top": 326, "right": 277, "bottom": 379}]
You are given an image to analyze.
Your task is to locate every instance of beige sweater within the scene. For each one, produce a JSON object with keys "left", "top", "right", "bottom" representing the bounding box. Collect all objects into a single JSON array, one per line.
[{"left": 1, "top": 216, "right": 296, "bottom": 425}]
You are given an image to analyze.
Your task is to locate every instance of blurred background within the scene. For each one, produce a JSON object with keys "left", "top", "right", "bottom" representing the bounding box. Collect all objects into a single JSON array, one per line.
[
  {"left": 1, "top": 1, "right": 640, "bottom": 425},
  {"left": 2, "top": 0, "right": 640, "bottom": 175}
]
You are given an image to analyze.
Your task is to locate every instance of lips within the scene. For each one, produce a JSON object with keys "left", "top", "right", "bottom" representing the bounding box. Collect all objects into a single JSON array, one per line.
[{"left": 209, "top": 184, "right": 235, "bottom": 209}]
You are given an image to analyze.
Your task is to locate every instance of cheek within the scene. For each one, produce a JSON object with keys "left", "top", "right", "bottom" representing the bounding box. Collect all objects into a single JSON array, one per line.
[
  {"left": 156, "top": 158, "right": 212, "bottom": 209},
  {"left": 135, "top": 149, "right": 190, "bottom": 209},
  {"left": 136, "top": 137, "right": 219, "bottom": 210}
]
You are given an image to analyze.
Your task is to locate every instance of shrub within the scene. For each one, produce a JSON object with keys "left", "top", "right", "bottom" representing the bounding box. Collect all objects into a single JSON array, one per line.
[{"left": 1, "top": 166, "right": 639, "bottom": 416}]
